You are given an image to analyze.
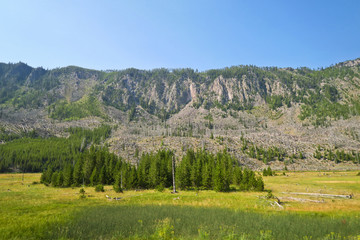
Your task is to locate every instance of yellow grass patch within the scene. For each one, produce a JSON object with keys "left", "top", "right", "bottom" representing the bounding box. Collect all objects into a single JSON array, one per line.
[{"left": 316, "top": 181, "right": 360, "bottom": 184}]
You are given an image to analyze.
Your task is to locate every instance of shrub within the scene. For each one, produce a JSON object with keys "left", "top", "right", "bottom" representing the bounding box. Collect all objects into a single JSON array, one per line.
[
  {"left": 263, "top": 166, "right": 274, "bottom": 176},
  {"left": 265, "top": 190, "right": 275, "bottom": 199},
  {"left": 95, "top": 184, "right": 104, "bottom": 192},
  {"left": 113, "top": 184, "right": 123, "bottom": 193},
  {"left": 156, "top": 183, "right": 165, "bottom": 192},
  {"left": 79, "top": 188, "right": 86, "bottom": 199}
]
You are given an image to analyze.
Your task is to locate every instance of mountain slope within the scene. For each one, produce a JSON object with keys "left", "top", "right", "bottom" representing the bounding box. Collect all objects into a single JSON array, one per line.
[{"left": 1, "top": 60, "right": 360, "bottom": 170}]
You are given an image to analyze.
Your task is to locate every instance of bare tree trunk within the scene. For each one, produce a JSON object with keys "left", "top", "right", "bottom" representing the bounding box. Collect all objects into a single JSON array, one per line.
[
  {"left": 172, "top": 155, "right": 177, "bottom": 193},
  {"left": 121, "top": 170, "right": 123, "bottom": 189},
  {"left": 282, "top": 192, "right": 352, "bottom": 199}
]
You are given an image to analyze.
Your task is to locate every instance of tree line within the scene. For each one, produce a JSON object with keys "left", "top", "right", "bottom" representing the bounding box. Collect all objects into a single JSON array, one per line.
[
  {"left": 0, "top": 125, "right": 112, "bottom": 173},
  {"left": 313, "top": 146, "right": 360, "bottom": 164},
  {"left": 41, "top": 148, "right": 265, "bottom": 192}
]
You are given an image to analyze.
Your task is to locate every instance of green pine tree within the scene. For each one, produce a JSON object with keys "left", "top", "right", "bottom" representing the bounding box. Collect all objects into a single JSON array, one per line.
[
  {"left": 63, "top": 164, "right": 73, "bottom": 187},
  {"left": 90, "top": 167, "right": 98, "bottom": 186},
  {"left": 73, "top": 158, "right": 83, "bottom": 186}
]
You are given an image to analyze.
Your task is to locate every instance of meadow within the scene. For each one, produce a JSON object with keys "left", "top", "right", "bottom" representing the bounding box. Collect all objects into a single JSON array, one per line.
[{"left": 1, "top": 171, "right": 360, "bottom": 239}]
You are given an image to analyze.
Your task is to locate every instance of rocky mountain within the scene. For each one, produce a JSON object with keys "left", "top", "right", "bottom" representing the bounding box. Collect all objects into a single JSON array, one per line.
[{"left": 1, "top": 59, "right": 360, "bottom": 171}]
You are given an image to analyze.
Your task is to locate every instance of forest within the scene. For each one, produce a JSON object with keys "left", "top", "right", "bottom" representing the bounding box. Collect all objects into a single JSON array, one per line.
[
  {"left": 0, "top": 125, "right": 111, "bottom": 173},
  {"left": 0, "top": 124, "right": 264, "bottom": 192},
  {"left": 40, "top": 147, "right": 264, "bottom": 193}
]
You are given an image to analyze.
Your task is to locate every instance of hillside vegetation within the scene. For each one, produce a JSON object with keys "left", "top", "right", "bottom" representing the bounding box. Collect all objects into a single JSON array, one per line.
[
  {"left": 1, "top": 60, "right": 360, "bottom": 124},
  {"left": 1, "top": 59, "right": 360, "bottom": 170}
]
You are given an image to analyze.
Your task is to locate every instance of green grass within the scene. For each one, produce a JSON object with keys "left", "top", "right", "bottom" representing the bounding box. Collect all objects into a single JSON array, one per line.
[
  {"left": 47, "top": 205, "right": 360, "bottom": 240},
  {"left": 264, "top": 171, "right": 360, "bottom": 213},
  {"left": 1, "top": 172, "right": 360, "bottom": 239}
]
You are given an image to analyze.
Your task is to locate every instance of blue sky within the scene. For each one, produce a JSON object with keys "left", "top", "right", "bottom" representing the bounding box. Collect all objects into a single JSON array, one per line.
[{"left": 1, "top": 0, "right": 360, "bottom": 71}]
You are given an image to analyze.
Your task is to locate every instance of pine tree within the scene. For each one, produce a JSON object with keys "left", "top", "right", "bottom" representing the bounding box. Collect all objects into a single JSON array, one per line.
[
  {"left": 190, "top": 157, "right": 202, "bottom": 188},
  {"left": 255, "top": 176, "right": 264, "bottom": 191},
  {"left": 57, "top": 171, "right": 64, "bottom": 187},
  {"left": 176, "top": 154, "right": 191, "bottom": 190},
  {"left": 113, "top": 171, "right": 123, "bottom": 193},
  {"left": 40, "top": 171, "right": 46, "bottom": 184},
  {"left": 51, "top": 172, "right": 58, "bottom": 187},
  {"left": 98, "top": 165, "right": 107, "bottom": 184},
  {"left": 129, "top": 167, "right": 138, "bottom": 189},
  {"left": 90, "top": 167, "right": 98, "bottom": 186},
  {"left": 241, "top": 168, "right": 250, "bottom": 190},
  {"left": 73, "top": 158, "right": 83, "bottom": 186},
  {"left": 41, "top": 168, "right": 53, "bottom": 184},
  {"left": 234, "top": 167, "right": 243, "bottom": 185},
  {"left": 63, "top": 164, "right": 73, "bottom": 187},
  {"left": 107, "top": 154, "right": 116, "bottom": 183},
  {"left": 213, "top": 163, "right": 225, "bottom": 192},
  {"left": 83, "top": 157, "right": 94, "bottom": 185},
  {"left": 149, "top": 157, "right": 160, "bottom": 188},
  {"left": 202, "top": 164, "right": 212, "bottom": 189},
  {"left": 248, "top": 170, "right": 257, "bottom": 190}
]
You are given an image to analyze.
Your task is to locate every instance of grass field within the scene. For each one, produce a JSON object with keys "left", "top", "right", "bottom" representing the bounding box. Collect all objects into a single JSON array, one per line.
[{"left": 0, "top": 171, "right": 360, "bottom": 239}]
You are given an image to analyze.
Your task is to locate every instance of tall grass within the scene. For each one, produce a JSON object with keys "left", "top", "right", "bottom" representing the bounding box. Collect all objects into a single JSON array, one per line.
[
  {"left": 48, "top": 205, "right": 360, "bottom": 239},
  {"left": 1, "top": 172, "right": 360, "bottom": 239}
]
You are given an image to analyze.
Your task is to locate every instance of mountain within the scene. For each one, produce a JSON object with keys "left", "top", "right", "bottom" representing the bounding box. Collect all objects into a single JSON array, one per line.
[{"left": 1, "top": 59, "right": 360, "bottom": 170}]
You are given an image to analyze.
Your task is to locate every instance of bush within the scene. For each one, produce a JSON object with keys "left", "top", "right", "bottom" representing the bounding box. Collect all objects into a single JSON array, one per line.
[
  {"left": 95, "top": 184, "right": 104, "bottom": 192},
  {"left": 357, "top": 172, "right": 360, "bottom": 176},
  {"left": 79, "top": 188, "right": 86, "bottom": 199},
  {"left": 113, "top": 184, "right": 123, "bottom": 193},
  {"left": 265, "top": 190, "right": 275, "bottom": 199},
  {"left": 156, "top": 183, "right": 165, "bottom": 192},
  {"left": 263, "top": 166, "right": 274, "bottom": 176}
]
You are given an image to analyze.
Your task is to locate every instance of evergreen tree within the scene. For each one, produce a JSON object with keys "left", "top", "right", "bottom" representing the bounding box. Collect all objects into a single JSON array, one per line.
[
  {"left": 113, "top": 171, "right": 123, "bottom": 193},
  {"left": 234, "top": 167, "right": 243, "bottom": 185},
  {"left": 90, "top": 167, "right": 98, "bottom": 186},
  {"left": 248, "top": 171, "right": 257, "bottom": 190},
  {"left": 57, "top": 171, "right": 64, "bottom": 187},
  {"left": 41, "top": 168, "right": 53, "bottom": 184},
  {"left": 176, "top": 154, "right": 191, "bottom": 190},
  {"left": 190, "top": 155, "right": 202, "bottom": 188},
  {"left": 255, "top": 176, "right": 265, "bottom": 191},
  {"left": 201, "top": 163, "right": 212, "bottom": 189},
  {"left": 73, "top": 158, "right": 83, "bottom": 186},
  {"left": 241, "top": 168, "right": 250, "bottom": 190},
  {"left": 51, "top": 172, "right": 58, "bottom": 187},
  {"left": 128, "top": 166, "right": 138, "bottom": 189},
  {"left": 63, "top": 164, "right": 73, "bottom": 187},
  {"left": 98, "top": 165, "right": 107, "bottom": 184},
  {"left": 213, "top": 162, "right": 227, "bottom": 192},
  {"left": 83, "top": 157, "right": 94, "bottom": 184}
]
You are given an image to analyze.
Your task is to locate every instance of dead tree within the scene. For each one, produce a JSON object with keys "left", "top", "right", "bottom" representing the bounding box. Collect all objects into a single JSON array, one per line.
[
  {"left": 172, "top": 155, "right": 177, "bottom": 193},
  {"left": 121, "top": 170, "right": 123, "bottom": 189}
]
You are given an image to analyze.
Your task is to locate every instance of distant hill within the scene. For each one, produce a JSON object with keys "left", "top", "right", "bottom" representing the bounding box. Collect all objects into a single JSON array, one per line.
[{"left": 1, "top": 59, "right": 360, "bottom": 171}]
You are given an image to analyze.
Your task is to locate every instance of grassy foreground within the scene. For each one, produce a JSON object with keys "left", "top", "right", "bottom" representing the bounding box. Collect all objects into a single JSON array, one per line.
[{"left": 0, "top": 172, "right": 360, "bottom": 239}]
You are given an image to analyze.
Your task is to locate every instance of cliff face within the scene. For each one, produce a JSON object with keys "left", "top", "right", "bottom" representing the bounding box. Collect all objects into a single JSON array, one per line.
[{"left": 2, "top": 60, "right": 359, "bottom": 116}]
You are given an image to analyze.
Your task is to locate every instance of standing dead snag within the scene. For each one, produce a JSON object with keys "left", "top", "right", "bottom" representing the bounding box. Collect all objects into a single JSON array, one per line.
[
  {"left": 172, "top": 155, "right": 177, "bottom": 193},
  {"left": 121, "top": 170, "right": 123, "bottom": 189}
]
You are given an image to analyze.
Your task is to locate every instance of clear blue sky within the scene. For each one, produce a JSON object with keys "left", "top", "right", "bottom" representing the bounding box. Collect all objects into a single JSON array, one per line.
[{"left": 1, "top": 0, "right": 360, "bottom": 71}]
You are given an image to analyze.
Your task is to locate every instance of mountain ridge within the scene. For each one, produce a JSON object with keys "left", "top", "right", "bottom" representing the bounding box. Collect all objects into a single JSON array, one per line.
[{"left": 1, "top": 59, "right": 360, "bottom": 171}]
